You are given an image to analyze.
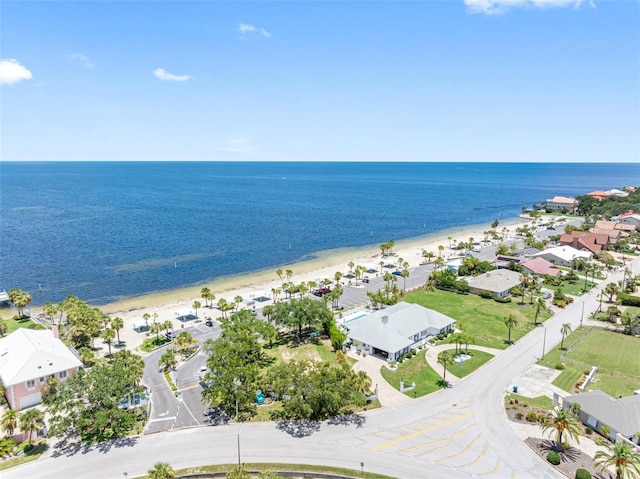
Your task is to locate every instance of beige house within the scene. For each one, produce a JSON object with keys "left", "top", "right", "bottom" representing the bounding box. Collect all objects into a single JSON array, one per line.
[{"left": 466, "top": 269, "right": 521, "bottom": 298}]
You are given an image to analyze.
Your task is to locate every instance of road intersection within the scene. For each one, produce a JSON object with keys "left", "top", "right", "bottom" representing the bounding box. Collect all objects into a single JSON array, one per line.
[{"left": 6, "top": 244, "right": 634, "bottom": 479}]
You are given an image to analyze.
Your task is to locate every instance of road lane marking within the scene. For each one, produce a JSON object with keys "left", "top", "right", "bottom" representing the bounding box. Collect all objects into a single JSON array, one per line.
[
  {"left": 395, "top": 425, "right": 475, "bottom": 454},
  {"left": 435, "top": 434, "right": 481, "bottom": 463},
  {"left": 477, "top": 457, "right": 502, "bottom": 476},
  {"left": 180, "top": 383, "right": 202, "bottom": 392},
  {"left": 453, "top": 441, "right": 491, "bottom": 469},
  {"left": 373, "top": 412, "right": 472, "bottom": 451},
  {"left": 148, "top": 416, "right": 176, "bottom": 423}
]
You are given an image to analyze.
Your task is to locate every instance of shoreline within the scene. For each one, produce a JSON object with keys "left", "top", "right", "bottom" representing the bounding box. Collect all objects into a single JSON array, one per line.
[
  {"left": 96, "top": 215, "right": 527, "bottom": 314},
  {"left": 15, "top": 215, "right": 537, "bottom": 351}
]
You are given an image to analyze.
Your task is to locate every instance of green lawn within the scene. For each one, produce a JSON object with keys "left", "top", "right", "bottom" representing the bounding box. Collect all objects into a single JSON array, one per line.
[
  {"left": 403, "top": 289, "right": 551, "bottom": 349},
  {"left": 0, "top": 443, "right": 46, "bottom": 471},
  {"left": 539, "top": 327, "right": 640, "bottom": 397},
  {"left": 506, "top": 393, "right": 554, "bottom": 410},
  {"left": 380, "top": 353, "right": 442, "bottom": 397},
  {"left": 4, "top": 316, "right": 44, "bottom": 334},
  {"left": 452, "top": 350, "right": 494, "bottom": 378},
  {"left": 542, "top": 280, "right": 595, "bottom": 296},
  {"left": 264, "top": 339, "right": 342, "bottom": 366}
]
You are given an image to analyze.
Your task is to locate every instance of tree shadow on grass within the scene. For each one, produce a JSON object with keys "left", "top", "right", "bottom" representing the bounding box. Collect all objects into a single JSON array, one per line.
[
  {"left": 275, "top": 419, "right": 320, "bottom": 438},
  {"left": 436, "top": 379, "right": 451, "bottom": 389}
]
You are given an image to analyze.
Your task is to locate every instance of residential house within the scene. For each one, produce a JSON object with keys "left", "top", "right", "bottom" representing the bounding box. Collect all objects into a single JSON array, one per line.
[
  {"left": 519, "top": 257, "right": 560, "bottom": 278},
  {"left": 606, "top": 188, "right": 629, "bottom": 198},
  {"left": 347, "top": 302, "right": 455, "bottom": 361},
  {"left": 594, "top": 219, "right": 635, "bottom": 238},
  {"left": 544, "top": 196, "right": 577, "bottom": 213},
  {"left": 613, "top": 211, "right": 640, "bottom": 227},
  {"left": 585, "top": 190, "right": 612, "bottom": 201},
  {"left": 466, "top": 269, "right": 521, "bottom": 298},
  {"left": 560, "top": 390, "right": 640, "bottom": 445},
  {"left": 532, "top": 246, "right": 592, "bottom": 267},
  {"left": 559, "top": 230, "right": 609, "bottom": 254},
  {"left": 0, "top": 328, "right": 83, "bottom": 410}
]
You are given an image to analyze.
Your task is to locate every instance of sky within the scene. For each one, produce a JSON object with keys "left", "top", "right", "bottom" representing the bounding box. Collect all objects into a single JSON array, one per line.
[{"left": 1, "top": 0, "right": 638, "bottom": 162}]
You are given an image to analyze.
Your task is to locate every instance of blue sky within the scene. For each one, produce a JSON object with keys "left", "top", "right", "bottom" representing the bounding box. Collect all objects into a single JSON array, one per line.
[{"left": 1, "top": 1, "right": 638, "bottom": 162}]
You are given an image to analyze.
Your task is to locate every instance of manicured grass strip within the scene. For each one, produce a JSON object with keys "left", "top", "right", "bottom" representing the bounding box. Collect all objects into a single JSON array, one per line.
[
  {"left": 137, "top": 462, "right": 397, "bottom": 478},
  {"left": 380, "top": 353, "right": 442, "bottom": 397},
  {"left": 0, "top": 443, "right": 46, "bottom": 471},
  {"left": 451, "top": 350, "right": 494, "bottom": 378},
  {"left": 506, "top": 393, "right": 553, "bottom": 411},
  {"left": 4, "top": 316, "right": 44, "bottom": 333},
  {"left": 403, "top": 289, "right": 551, "bottom": 350},
  {"left": 542, "top": 281, "right": 594, "bottom": 296},
  {"left": 539, "top": 327, "right": 640, "bottom": 397}
]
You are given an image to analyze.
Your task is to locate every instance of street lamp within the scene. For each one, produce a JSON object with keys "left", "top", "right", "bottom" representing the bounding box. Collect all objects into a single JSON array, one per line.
[
  {"left": 540, "top": 324, "right": 546, "bottom": 360},
  {"left": 360, "top": 462, "right": 364, "bottom": 477},
  {"left": 233, "top": 378, "right": 241, "bottom": 421}
]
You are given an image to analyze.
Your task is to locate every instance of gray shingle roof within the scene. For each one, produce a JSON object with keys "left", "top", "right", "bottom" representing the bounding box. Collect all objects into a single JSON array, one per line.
[
  {"left": 466, "top": 269, "right": 521, "bottom": 294},
  {"left": 347, "top": 302, "right": 455, "bottom": 355},
  {"left": 564, "top": 390, "right": 640, "bottom": 438}
]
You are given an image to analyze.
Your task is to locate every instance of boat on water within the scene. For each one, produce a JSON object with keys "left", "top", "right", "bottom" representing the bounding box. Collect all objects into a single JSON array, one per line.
[{"left": 0, "top": 290, "right": 10, "bottom": 304}]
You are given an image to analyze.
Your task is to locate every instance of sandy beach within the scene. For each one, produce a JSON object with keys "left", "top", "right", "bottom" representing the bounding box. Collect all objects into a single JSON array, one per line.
[{"left": 85, "top": 215, "right": 534, "bottom": 351}]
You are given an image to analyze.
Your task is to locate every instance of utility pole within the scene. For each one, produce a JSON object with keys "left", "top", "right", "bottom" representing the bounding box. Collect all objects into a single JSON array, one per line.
[{"left": 541, "top": 326, "right": 546, "bottom": 360}]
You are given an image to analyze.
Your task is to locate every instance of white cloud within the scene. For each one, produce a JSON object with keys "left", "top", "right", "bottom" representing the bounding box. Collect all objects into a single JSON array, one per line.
[
  {"left": 0, "top": 59, "right": 33, "bottom": 85},
  {"left": 238, "top": 23, "right": 271, "bottom": 38},
  {"left": 152, "top": 68, "right": 191, "bottom": 82},
  {"left": 67, "top": 52, "right": 95, "bottom": 69},
  {"left": 465, "top": 0, "right": 595, "bottom": 14},
  {"left": 217, "top": 137, "right": 256, "bottom": 154}
]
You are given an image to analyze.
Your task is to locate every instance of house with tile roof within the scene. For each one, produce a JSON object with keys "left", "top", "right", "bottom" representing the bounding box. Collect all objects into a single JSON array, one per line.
[
  {"left": 560, "top": 390, "right": 640, "bottom": 445},
  {"left": 466, "top": 269, "right": 522, "bottom": 298},
  {"left": 519, "top": 257, "right": 560, "bottom": 278},
  {"left": 544, "top": 196, "right": 577, "bottom": 213},
  {"left": 614, "top": 211, "right": 640, "bottom": 227},
  {"left": 594, "top": 219, "right": 636, "bottom": 239},
  {"left": 559, "top": 230, "right": 609, "bottom": 254},
  {"left": 585, "top": 190, "right": 612, "bottom": 201},
  {"left": 0, "top": 328, "right": 83, "bottom": 410},
  {"left": 346, "top": 302, "right": 455, "bottom": 361},
  {"left": 532, "top": 245, "right": 592, "bottom": 267}
]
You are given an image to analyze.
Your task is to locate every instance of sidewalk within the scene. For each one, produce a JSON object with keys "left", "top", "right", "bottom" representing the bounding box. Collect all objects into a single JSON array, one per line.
[{"left": 349, "top": 352, "right": 413, "bottom": 407}]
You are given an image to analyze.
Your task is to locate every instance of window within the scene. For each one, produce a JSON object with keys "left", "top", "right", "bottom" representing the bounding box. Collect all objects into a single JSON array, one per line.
[
  {"left": 39, "top": 377, "right": 45, "bottom": 383},
  {"left": 59, "top": 370, "right": 67, "bottom": 379},
  {"left": 26, "top": 379, "right": 36, "bottom": 389}
]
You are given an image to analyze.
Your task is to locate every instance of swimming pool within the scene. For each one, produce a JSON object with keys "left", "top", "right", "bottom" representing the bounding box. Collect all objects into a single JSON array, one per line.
[{"left": 346, "top": 314, "right": 367, "bottom": 325}]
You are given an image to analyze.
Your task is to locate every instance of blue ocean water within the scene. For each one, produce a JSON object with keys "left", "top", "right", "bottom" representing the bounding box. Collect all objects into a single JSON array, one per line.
[{"left": 1, "top": 162, "right": 638, "bottom": 306}]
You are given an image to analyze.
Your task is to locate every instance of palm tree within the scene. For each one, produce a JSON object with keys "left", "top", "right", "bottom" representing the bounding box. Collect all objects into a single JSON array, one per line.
[
  {"left": 0, "top": 409, "right": 20, "bottom": 437},
  {"left": 447, "top": 236, "right": 452, "bottom": 249},
  {"left": 200, "top": 287, "right": 211, "bottom": 307},
  {"left": 437, "top": 350, "right": 453, "bottom": 385},
  {"left": 334, "top": 271, "right": 342, "bottom": 286},
  {"left": 148, "top": 461, "right": 175, "bottom": 479},
  {"left": 353, "top": 371, "right": 372, "bottom": 395},
  {"left": 401, "top": 269, "right": 409, "bottom": 290},
  {"left": 159, "top": 349, "right": 177, "bottom": 371},
  {"left": 0, "top": 318, "right": 7, "bottom": 337},
  {"left": 285, "top": 269, "right": 293, "bottom": 282},
  {"left": 594, "top": 442, "right": 640, "bottom": 479},
  {"left": 560, "top": 323, "right": 572, "bottom": 350},
  {"left": 504, "top": 314, "right": 518, "bottom": 344},
  {"left": 438, "top": 245, "right": 444, "bottom": 257},
  {"left": 192, "top": 300, "right": 201, "bottom": 317},
  {"left": 150, "top": 322, "right": 163, "bottom": 340},
  {"left": 276, "top": 268, "right": 283, "bottom": 282},
  {"left": 379, "top": 260, "right": 385, "bottom": 274},
  {"left": 533, "top": 297, "right": 547, "bottom": 325},
  {"left": 19, "top": 409, "right": 44, "bottom": 445},
  {"left": 111, "top": 316, "right": 124, "bottom": 344},
  {"left": 101, "top": 327, "right": 115, "bottom": 356},
  {"left": 233, "top": 296, "right": 243, "bottom": 312},
  {"left": 540, "top": 407, "right": 582, "bottom": 450},
  {"left": 605, "top": 282, "right": 621, "bottom": 303}
]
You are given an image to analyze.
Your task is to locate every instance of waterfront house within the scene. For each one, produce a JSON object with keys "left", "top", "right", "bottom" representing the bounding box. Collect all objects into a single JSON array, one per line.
[
  {"left": 465, "top": 269, "right": 521, "bottom": 298},
  {"left": 0, "top": 328, "right": 83, "bottom": 410},
  {"left": 532, "top": 245, "right": 592, "bottom": 267},
  {"left": 347, "top": 302, "right": 455, "bottom": 361},
  {"left": 560, "top": 390, "right": 640, "bottom": 444},
  {"left": 544, "top": 196, "right": 577, "bottom": 213}
]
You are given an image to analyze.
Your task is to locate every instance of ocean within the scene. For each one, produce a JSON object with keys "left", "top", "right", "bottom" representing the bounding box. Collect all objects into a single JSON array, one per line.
[{"left": 1, "top": 162, "right": 638, "bottom": 306}]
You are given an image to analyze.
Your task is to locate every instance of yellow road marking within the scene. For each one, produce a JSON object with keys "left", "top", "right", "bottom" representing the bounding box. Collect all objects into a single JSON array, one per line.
[
  {"left": 396, "top": 425, "right": 475, "bottom": 454},
  {"left": 373, "top": 412, "right": 473, "bottom": 451},
  {"left": 454, "top": 442, "right": 491, "bottom": 469},
  {"left": 435, "top": 434, "right": 481, "bottom": 463},
  {"left": 179, "top": 384, "right": 201, "bottom": 392},
  {"left": 477, "top": 457, "right": 502, "bottom": 476},
  {"left": 415, "top": 444, "right": 451, "bottom": 457}
]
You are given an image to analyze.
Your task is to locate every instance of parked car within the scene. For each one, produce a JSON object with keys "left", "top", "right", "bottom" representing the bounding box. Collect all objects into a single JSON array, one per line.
[
  {"left": 205, "top": 319, "right": 214, "bottom": 327},
  {"left": 362, "top": 278, "right": 370, "bottom": 283},
  {"left": 542, "top": 292, "right": 552, "bottom": 299},
  {"left": 472, "top": 247, "right": 481, "bottom": 253},
  {"left": 547, "top": 226, "right": 556, "bottom": 230}
]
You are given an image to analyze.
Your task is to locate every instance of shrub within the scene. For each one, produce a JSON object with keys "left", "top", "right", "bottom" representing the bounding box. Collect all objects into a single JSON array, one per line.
[
  {"left": 619, "top": 293, "right": 640, "bottom": 307},
  {"left": 494, "top": 296, "right": 512, "bottom": 303},
  {"left": 575, "top": 469, "right": 591, "bottom": 479},
  {"left": 546, "top": 451, "right": 561, "bottom": 465},
  {"left": 554, "top": 362, "right": 565, "bottom": 370},
  {"left": 410, "top": 348, "right": 417, "bottom": 356},
  {"left": 480, "top": 290, "right": 494, "bottom": 299},
  {"left": 515, "top": 412, "right": 523, "bottom": 420},
  {"left": 585, "top": 426, "right": 593, "bottom": 435},
  {"left": 526, "top": 412, "right": 538, "bottom": 423}
]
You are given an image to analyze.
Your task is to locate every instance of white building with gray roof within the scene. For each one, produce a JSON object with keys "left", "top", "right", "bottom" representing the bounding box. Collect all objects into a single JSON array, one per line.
[
  {"left": 346, "top": 302, "right": 456, "bottom": 361},
  {"left": 561, "top": 390, "right": 640, "bottom": 444},
  {"left": 465, "top": 269, "right": 521, "bottom": 298}
]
